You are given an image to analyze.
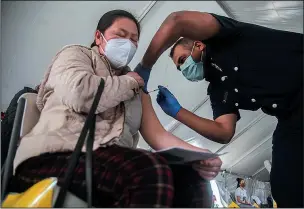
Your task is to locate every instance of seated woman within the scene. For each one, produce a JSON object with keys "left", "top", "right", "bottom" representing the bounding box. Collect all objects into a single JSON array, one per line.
[
  {"left": 12, "top": 10, "right": 222, "bottom": 207},
  {"left": 235, "top": 178, "right": 254, "bottom": 208}
]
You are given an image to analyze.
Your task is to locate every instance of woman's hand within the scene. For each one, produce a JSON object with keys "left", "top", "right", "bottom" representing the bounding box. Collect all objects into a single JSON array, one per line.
[
  {"left": 126, "top": 72, "right": 145, "bottom": 87},
  {"left": 192, "top": 157, "right": 222, "bottom": 180}
]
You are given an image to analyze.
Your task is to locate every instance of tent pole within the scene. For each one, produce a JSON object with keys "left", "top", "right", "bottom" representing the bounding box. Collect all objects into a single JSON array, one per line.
[
  {"left": 215, "top": 1, "right": 236, "bottom": 19},
  {"left": 220, "top": 170, "right": 253, "bottom": 179}
]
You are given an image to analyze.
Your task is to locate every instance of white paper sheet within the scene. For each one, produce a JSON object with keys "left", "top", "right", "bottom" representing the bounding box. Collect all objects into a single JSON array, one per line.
[{"left": 154, "top": 147, "right": 227, "bottom": 164}]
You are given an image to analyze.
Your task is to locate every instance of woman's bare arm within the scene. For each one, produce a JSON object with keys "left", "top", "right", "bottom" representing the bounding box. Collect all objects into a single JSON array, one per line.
[{"left": 139, "top": 92, "right": 208, "bottom": 152}]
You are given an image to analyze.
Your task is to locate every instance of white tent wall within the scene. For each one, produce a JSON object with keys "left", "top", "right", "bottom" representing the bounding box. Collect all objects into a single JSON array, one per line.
[{"left": 219, "top": 1, "right": 303, "bottom": 34}]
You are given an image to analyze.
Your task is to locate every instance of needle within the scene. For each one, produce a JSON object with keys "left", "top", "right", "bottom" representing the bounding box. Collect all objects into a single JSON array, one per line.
[
  {"left": 147, "top": 85, "right": 168, "bottom": 94},
  {"left": 148, "top": 89, "right": 159, "bottom": 93}
]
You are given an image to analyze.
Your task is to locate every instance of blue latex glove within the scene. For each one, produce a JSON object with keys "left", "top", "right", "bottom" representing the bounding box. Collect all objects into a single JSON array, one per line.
[
  {"left": 156, "top": 85, "right": 182, "bottom": 118},
  {"left": 134, "top": 63, "right": 151, "bottom": 93}
]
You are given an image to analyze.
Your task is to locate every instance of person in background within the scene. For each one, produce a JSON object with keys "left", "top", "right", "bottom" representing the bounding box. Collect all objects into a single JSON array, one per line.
[
  {"left": 1, "top": 86, "right": 39, "bottom": 167},
  {"left": 235, "top": 178, "right": 253, "bottom": 208},
  {"left": 134, "top": 11, "right": 303, "bottom": 207},
  {"left": 11, "top": 10, "right": 222, "bottom": 207}
]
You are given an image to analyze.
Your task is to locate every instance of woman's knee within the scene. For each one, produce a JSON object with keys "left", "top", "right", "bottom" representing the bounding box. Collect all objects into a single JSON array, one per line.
[
  {"left": 126, "top": 151, "right": 173, "bottom": 183},
  {"left": 121, "top": 151, "right": 174, "bottom": 207}
]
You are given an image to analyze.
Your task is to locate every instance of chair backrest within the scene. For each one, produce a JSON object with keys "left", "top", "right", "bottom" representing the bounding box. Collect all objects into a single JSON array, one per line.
[
  {"left": 17, "top": 93, "right": 40, "bottom": 138},
  {"left": 11, "top": 93, "right": 88, "bottom": 207}
]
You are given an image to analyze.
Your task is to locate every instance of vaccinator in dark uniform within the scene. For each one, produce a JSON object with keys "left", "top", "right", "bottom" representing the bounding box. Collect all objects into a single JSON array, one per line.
[{"left": 134, "top": 11, "right": 303, "bottom": 207}]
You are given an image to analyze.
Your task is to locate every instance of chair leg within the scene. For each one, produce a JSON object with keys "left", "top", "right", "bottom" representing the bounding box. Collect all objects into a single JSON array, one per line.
[{"left": 1, "top": 98, "right": 26, "bottom": 201}]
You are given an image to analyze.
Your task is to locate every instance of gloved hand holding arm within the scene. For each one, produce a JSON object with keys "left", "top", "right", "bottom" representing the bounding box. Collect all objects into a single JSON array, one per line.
[
  {"left": 135, "top": 12, "right": 221, "bottom": 92},
  {"left": 141, "top": 11, "right": 220, "bottom": 68},
  {"left": 134, "top": 63, "right": 151, "bottom": 93}
]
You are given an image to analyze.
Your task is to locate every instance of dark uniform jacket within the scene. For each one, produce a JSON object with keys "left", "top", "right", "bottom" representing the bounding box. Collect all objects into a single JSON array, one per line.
[
  {"left": 204, "top": 14, "right": 303, "bottom": 121},
  {"left": 202, "top": 15, "right": 303, "bottom": 206}
]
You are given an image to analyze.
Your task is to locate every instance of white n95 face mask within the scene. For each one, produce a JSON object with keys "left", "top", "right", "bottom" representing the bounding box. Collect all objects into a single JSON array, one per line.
[{"left": 101, "top": 34, "right": 137, "bottom": 69}]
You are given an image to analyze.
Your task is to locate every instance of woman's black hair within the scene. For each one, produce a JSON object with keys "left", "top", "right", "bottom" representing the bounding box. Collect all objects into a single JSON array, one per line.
[
  {"left": 91, "top": 10, "right": 140, "bottom": 47},
  {"left": 236, "top": 178, "right": 244, "bottom": 188}
]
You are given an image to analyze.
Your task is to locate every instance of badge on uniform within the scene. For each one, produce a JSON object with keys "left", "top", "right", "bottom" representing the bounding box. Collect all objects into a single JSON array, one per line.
[{"left": 223, "top": 91, "right": 228, "bottom": 103}]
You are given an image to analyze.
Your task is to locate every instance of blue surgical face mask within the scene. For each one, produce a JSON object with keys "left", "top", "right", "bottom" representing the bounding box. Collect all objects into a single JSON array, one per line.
[{"left": 179, "top": 44, "right": 204, "bottom": 82}]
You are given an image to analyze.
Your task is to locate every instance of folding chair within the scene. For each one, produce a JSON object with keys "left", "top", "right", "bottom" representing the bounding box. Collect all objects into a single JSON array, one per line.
[{"left": 1, "top": 79, "right": 105, "bottom": 208}]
